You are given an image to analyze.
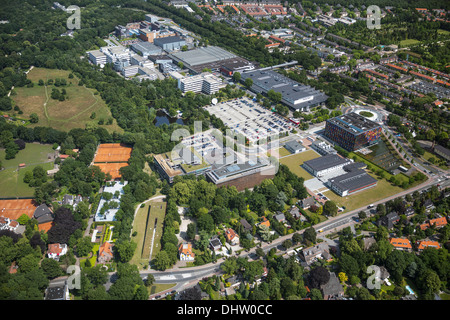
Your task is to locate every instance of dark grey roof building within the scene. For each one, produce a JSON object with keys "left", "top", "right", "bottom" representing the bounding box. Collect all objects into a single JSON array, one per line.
[
  {"left": 284, "top": 140, "right": 306, "bottom": 154},
  {"left": 33, "top": 204, "right": 54, "bottom": 224},
  {"left": 320, "top": 272, "right": 344, "bottom": 300},
  {"left": 240, "top": 69, "right": 328, "bottom": 111},
  {"left": 328, "top": 168, "right": 377, "bottom": 196},
  {"left": 303, "top": 154, "right": 352, "bottom": 177},
  {"left": 376, "top": 212, "right": 399, "bottom": 229},
  {"left": 154, "top": 36, "right": 186, "bottom": 51}
]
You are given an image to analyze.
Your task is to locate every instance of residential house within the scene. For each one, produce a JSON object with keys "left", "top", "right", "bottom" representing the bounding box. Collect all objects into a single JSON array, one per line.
[
  {"left": 47, "top": 243, "right": 68, "bottom": 260},
  {"left": 274, "top": 212, "right": 286, "bottom": 223},
  {"left": 320, "top": 272, "right": 344, "bottom": 300},
  {"left": 423, "top": 199, "right": 435, "bottom": 212},
  {"left": 45, "top": 282, "right": 70, "bottom": 300},
  {"left": 420, "top": 217, "right": 448, "bottom": 231},
  {"left": 389, "top": 238, "right": 412, "bottom": 251},
  {"left": 259, "top": 216, "right": 271, "bottom": 228},
  {"left": 300, "top": 197, "right": 315, "bottom": 210},
  {"left": 376, "top": 212, "right": 399, "bottom": 230},
  {"left": 405, "top": 206, "right": 415, "bottom": 217},
  {"left": 416, "top": 240, "right": 440, "bottom": 251},
  {"left": 0, "top": 217, "right": 18, "bottom": 232},
  {"left": 62, "top": 194, "right": 74, "bottom": 206},
  {"left": 225, "top": 228, "right": 240, "bottom": 246},
  {"left": 240, "top": 219, "right": 252, "bottom": 233},
  {"left": 362, "top": 237, "right": 376, "bottom": 251},
  {"left": 34, "top": 204, "right": 54, "bottom": 224},
  {"left": 288, "top": 206, "right": 307, "bottom": 222},
  {"left": 98, "top": 242, "right": 114, "bottom": 263},
  {"left": 178, "top": 242, "right": 195, "bottom": 261},
  {"left": 209, "top": 236, "right": 222, "bottom": 252},
  {"left": 300, "top": 242, "right": 332, "bottom": 266}
]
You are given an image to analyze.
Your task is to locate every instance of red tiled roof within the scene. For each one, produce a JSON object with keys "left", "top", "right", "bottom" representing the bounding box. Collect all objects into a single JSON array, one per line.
[{"left": 390, "top": 238, "right": 412, "bottom": 249}]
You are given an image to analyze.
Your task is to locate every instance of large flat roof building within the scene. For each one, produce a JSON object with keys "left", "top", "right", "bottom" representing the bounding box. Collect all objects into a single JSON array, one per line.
[
  {"left": 240, "top": 69, "right": 328, "bottom": 111},
  {"left": 324, "top": 112, "right": 382, "bottom": 151},
  {"left": 328, "top": 168, "right": 377, "bottom": 196},
  {"left": 130, "top": 42, "right": 162, "bottom": 57},
  {"left": 303, "top": 153, "right": 352, "bottom": 177},
  {"left": 170, "top": 46, "right": 254, "bottom": 74},
  {"left": 154, "top": 36, "right": 186, "bottom": 51}
]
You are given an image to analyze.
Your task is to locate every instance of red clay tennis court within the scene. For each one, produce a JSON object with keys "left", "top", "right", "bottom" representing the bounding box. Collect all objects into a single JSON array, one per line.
[
  {"left": 93, "top": 143, "right": 132, "bottom": 163},
  {"left": 94, "top": 162, "right": 129, "bottom": 180},
  {"left": 0, "top": 199, "right": 37, "bottom": 220}
]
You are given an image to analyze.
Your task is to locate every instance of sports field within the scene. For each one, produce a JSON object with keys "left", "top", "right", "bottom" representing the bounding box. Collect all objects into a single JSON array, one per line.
[
  {"left": 93, "top": 162, "right": 129, "bottom": 180},
  {"left": 0, "top": 198, "right": 38, "bottom": 220},
  {"left": 0, "top": 143, "right": 55, "bottom": 198},
  {"left": 11, "top": 67, "right": 122, "bottom": 133},
  {"left": 93, "top": 143, "right": 132, "bottom": 163}
]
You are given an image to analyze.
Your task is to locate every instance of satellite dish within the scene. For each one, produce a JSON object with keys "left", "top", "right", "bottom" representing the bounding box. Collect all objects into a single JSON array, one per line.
[{"left": 211, "top": 98, "right": 218, "bottom": 105}]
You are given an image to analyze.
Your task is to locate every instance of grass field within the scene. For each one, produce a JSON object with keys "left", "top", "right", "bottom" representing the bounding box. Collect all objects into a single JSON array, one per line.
[
  {"left": 10, "top": 67, "right": 122, "bottom": 133},
  {"left": 324, "top": 175, "right": 404, "bottom": 212},
  {"left": 280, "top": 149, "right": 320, "bottom": 180},
  {"left": 0, "top": 143, "right": 55, "bottom": 198},
  {"left": 399, "top": 39, "right": 421, "bottom": 47},
  {"left": 131, "top": 200, "right": 167, "bottom": 269}
]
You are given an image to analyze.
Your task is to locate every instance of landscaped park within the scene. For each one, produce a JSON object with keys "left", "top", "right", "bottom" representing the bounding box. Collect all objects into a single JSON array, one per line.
[{"left": 9, "top": 67, "right": 122, "bottom": 133}]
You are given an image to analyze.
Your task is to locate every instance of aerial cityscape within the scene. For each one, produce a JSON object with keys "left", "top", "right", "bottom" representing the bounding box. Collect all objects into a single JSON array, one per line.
[{"left": 0, "top": 0, "right": 449, "bottom": 308}]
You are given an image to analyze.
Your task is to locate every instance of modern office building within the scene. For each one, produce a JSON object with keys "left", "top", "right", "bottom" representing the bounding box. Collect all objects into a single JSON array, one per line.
[
  {"left": 324, "top": 112, "right": 382, "bottom": 152},
  {"left": 205, "top": 160, "right": 276, "bottom": 191},
  {"left": 87, "top": 50, "right": 107, "bottom": 67},
  {"left": 240, "top": 69, "right": 328, "bottom": 111},
  {"left": 178, "top": 73, "right": 223, "bottom": 94}
]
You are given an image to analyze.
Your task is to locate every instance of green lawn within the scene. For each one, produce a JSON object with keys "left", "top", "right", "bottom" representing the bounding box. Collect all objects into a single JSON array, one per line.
[
  {"left": 399, "top": 39, "right": 421, "bottom": 47},
  {"left": 0, "top": 143, "right": 55, "bottom": 198},
  {"left": 131, "top": 200, "right": 167, "bottom": 269},
  {"left": 280, "top": 149, "right": 320, "bottom": 180}
]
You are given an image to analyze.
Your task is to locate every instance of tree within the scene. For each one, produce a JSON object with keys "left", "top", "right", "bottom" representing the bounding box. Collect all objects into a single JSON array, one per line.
[
  {"left": 114, "top": 240, "right": 137, "bottom": 263},
  {"left": 244, "top": 77, "right": 253, "bottom": 89},
  {"left": 232, "top": 72, "right": 241, "bottom": 83},
  {"left": 29, "top": 113, "right": 39, "bottom": 123},
  {"left": 308, "top": 266, "right": 330, "bottom": 289},
  {"left": 197, "top": 214, "right": 215, "bottom": 233},
  {"left": 303, "top": 227, "right": 317, "bottom": 244},
  {"left": 76, "top": 236, "right": 94, "bottom": 257},
  {"left": 40, "top": 258, "right": 64, "bottom": 279},
  {"left": 338, "top": 272, "right": 348, "bottom": 283},
  {"left": 323, "top": 200, "right": 338, "bottom": 217},
  {"left": 310, "top": 288, "right": 323, "bottom": 300},
  {"left": 153, "top": 251, "right": 172, "bottom": 271}
]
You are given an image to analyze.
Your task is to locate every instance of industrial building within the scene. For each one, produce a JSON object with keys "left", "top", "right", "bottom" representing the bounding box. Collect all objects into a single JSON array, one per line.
[
  {"left": 303, "top": 154, "right": 352, "bottom": 178},
  {"left": 284, "top": 140, "right": 306, "bottom": 154},
  {"left": 130, "top": 42, "right": 162, "bottom": 57},
  {"left": 154, "top": 36, "right": 186, "bottom": 51},
  {"left": 324, "top": 112, "right": 382, "bottom": 152},
  {"left": 240, "top": 69, "right": 328, "bottom": 111},
  {"left": 170, "top": 46, "right": 254, "bottom": 74},
  {"left": 328, "top": 163, "right": 377, "bottom": 196}
]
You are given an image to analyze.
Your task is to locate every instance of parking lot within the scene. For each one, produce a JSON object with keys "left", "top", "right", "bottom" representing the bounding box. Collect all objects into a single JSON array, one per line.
[{"left": 205, "top": 97, "right": 293, "bottom": 143}]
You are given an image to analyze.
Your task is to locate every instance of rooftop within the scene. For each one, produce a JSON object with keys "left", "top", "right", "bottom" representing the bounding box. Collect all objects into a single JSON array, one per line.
[
  {"left": 326, "top": 112, "right": 381, "bottom": 134},
  {"left": 303, "top": 154, "right": 350, "bottom": 172}
]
